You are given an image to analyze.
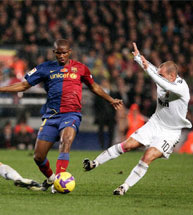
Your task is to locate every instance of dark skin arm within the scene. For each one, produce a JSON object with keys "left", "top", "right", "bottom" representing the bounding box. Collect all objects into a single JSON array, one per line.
[
  {"left": 0, "top": 81, "right": 31, "bottom": 92},
  {"left": 89, "top": 82, "right": 123, "bottom": 110}
]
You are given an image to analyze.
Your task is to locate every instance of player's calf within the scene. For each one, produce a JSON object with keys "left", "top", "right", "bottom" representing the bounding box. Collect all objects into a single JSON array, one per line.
[{"left": 83, "top": 144, "right": 125, "bottom": 171}]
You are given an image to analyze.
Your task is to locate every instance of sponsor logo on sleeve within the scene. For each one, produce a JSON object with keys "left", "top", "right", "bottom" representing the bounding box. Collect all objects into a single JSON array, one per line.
[{"left": 27, "top": 68, "right": 37, "bottom": 76}]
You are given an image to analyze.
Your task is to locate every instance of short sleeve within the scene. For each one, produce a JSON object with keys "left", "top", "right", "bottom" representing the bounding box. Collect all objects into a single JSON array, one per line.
[
  {"left": 25, "top": 64, "right": 45, "bottom": 86},
  {"left": 81, "top": 65, "right": 94, "bottom": 86}
]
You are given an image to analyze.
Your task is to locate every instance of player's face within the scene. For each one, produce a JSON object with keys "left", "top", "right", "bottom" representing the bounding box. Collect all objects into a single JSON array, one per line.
[
  {"left": 53, "top": 45, "right": 71, "bottom": 65},
  {"left": 158, "top": 66, "right": 174, "bottom": 82}
]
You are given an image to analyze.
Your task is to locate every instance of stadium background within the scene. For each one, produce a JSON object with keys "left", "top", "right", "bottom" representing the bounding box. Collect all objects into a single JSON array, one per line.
[{"left": 0, "top": 0, "right": 193, "bottom": 151}]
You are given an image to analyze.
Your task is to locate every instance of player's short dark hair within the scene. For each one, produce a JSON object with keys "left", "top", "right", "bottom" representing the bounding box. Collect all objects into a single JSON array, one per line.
[
  {"left": 160, "top": 61, "right": 178, "bottom": 76},
  {"left": 54, "top": 39, "right": 71, "bottom": 49}
]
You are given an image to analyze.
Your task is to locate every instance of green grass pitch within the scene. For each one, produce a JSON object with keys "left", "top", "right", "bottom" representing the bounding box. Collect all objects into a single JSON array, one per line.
[{"left": 0, "top": 150, "right": 193, "bottom": 215}]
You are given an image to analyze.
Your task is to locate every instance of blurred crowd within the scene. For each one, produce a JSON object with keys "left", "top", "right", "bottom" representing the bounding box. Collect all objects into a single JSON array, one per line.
[
  {"left": 0, "top": 0, "right": 193, "bottom": 150},
  {"left": 0, "top": 115, "right": 36, "bottom": 150}
]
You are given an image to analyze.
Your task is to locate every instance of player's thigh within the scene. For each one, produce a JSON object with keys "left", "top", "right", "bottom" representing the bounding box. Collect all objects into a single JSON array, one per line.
[
  {"left": 59, "top": 113, "right": 81, "bottom": 134},
  {"left": 130, "top": 119, "right": 155, "bottom": 147},
  {"left": 123, "top": 137, "right": 142, "bottom": 151},
  {"left": 60, "top": 127, "right": 76, "bottom": 145},
  {"left": 38, "top": 118, "right": 60, "bottom": 143},
  {"left": 35, "top": 119, "right": 59, "bottom": 159},
  {"left": 151, "top": 130, "right": 181, "bottom": 159},
  {"left": 59, "top": 113, "right": 81, "bottom": 144}
]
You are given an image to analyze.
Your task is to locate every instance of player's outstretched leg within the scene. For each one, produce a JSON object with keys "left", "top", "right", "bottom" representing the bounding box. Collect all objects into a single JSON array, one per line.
[
  {"left": 14, "top": 179, "right": 41, "bottom": 189},
  {"left": 0, "top": 162, "right": 42, "bottom": 190},
  {"left": 83, "top": 144, "right": 125, "bottom": 171},
  {"left": 0, "top": 162, "right": 24, "bottom": 181},
  {"left": 113, "top": 160, "right": 149, "bottom": 195}
]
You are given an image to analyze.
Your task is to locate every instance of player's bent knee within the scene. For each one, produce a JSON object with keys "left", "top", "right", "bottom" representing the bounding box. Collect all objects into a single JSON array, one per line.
[
  {"left": 142, "top": 147, "right": 162, "bottom": 164},
  {"left": 60, "top": 134, "right": 74, "bottom": 145},
  {"left": 33, "top": 153, "right": 44, "bottom": 163},
  {"left": 141, "top": 156, "right": 153, "bottom": 165}
]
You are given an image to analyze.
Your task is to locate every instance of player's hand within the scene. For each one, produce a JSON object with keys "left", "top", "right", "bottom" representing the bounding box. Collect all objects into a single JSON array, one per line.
[
  {"left": 132, "top": 42, "right": 140, "bottom": 56},
  {"left": 141, "top": 55, "right": 148, "bottom": 70},
  {"left": 110, "top": 99, "right": 123, "bottom": 110}
]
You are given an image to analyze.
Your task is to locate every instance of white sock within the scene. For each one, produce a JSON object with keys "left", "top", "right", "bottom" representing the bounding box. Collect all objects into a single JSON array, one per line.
[
  {"left": 124, "top": 160, "right": 149, "bottom": 189},
  {"left": 94, "top": 144, "right": 124, "bottom": 165},
  {"left": 0, "top": 163, "right": 23, "bottom": 181},
  {"left": 48, "top": 173, "right": 55, "bottom": 183}
]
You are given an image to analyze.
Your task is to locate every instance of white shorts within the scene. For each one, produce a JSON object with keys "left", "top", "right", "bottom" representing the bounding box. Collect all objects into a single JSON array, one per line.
[{"left": 130, "top": 118, "right": 181, "bottom": 159}]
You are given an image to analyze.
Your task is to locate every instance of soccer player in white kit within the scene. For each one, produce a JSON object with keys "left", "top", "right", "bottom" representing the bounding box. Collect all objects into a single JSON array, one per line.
[
  {"left": 0, "top": 162, "right": 41, "bottom": 189},
  {"left": 83, "top": 43, "right": 192, "bottom": 195}
]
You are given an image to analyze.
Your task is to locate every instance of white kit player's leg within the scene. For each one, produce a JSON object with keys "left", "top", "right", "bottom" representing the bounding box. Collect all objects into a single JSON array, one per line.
[
  {"left": 114, "top": 160, "right": 149, "bottom": 195},
  {"left": 95, "top": 144, "right": 124, "bottom": 164},
  {"left": 0, "top": 162, "right": 41, "bottom": 189},
  {"left": 83, "top": 144, "right": 124, "bottom": 171},
  {"left": 0, "top": 163, "right": 23, "bottom": 181}
]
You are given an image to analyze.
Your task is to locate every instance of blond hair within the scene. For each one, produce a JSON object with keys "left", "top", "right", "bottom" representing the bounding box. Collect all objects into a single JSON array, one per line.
[{"left": 159, "top": 61, "right": 178, "bottom": 76}]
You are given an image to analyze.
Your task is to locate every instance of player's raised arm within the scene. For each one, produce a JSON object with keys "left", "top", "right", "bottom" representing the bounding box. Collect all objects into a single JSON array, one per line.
[
  {"left": 132, "top": 43, "right": 185, "bottom": 96},
  {"left": 139, "top": 53, "right": 185, "bottom": 97},
  {"left": 88, "top": 82, "right": 123, "bottom": 110},
  {"left": 132, "top": 42, "right": 140, "bottom": 56},
  {"left": 132, "top": 42, "right": 158, "bottom": 72},
  {"left": 0, "top": 81, "right": 31, "bottom": 92}
]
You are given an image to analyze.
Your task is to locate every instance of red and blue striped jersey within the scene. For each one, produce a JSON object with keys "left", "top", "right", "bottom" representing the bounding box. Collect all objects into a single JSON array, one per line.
[{"left": 25, "top": 59, "right": 94, "bottom": 117}]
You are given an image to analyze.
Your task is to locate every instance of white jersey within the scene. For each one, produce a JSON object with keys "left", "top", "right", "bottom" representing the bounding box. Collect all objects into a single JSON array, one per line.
[{"left": 134, "top": 55, "right": 192, "bottom": 130}]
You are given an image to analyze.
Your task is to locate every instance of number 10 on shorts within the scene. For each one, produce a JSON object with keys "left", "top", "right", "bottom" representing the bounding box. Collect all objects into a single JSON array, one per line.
[{"left": 161, "top": 140, "right": 170, "bottom": 152}]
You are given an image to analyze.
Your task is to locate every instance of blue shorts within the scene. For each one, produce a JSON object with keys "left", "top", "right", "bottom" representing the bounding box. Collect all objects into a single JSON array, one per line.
[{"left": 37, "top": 112, "right": 82, "bottom": 143}]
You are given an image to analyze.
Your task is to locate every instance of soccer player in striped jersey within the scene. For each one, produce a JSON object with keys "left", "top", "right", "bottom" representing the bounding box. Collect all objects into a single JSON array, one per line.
[
  {"left": 0, "top": 39, "right": 123, "bottom": 192},
  {"left": 83, "top": 42, "right": 192, "bottom": 195}
]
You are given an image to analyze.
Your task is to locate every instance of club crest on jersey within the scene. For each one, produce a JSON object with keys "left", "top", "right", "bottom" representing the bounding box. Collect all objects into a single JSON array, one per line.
[
  {"left": 71, "top": 67, "right": 77, "bottom": 73},
  {"left": 61, "top": 68, "right": 68, "bottom": 73},
  {"left": 27, "top": 68, "right": 37, "bottom": 76}
]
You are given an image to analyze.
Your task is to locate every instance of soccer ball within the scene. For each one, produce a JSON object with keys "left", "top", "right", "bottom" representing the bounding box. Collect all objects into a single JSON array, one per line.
[{"left": 54, "top": 172, "right": 75, "bottom": 194}]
